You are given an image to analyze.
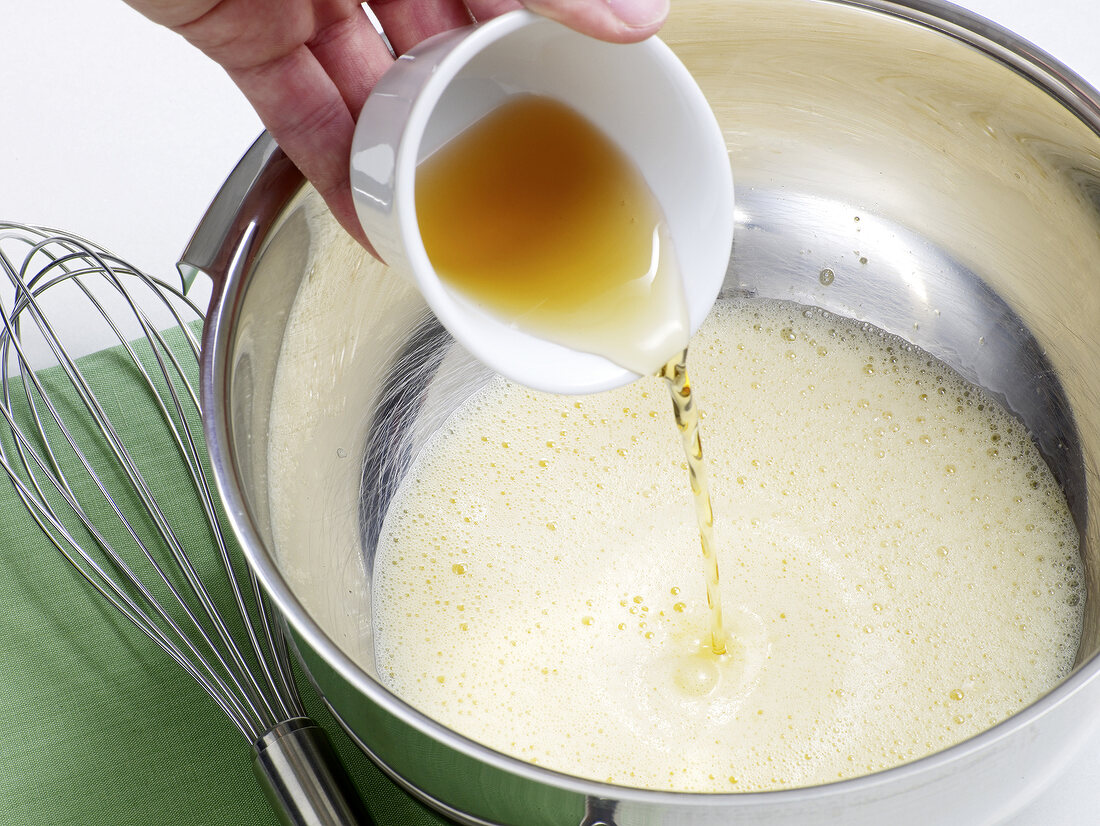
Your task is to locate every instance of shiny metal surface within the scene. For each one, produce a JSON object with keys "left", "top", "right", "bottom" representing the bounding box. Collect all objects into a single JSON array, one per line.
[
  {"left": 254, "top": 717, "right": 374, "bottom": 826},
  {"left": 198, "top": 0, "right": 1100, "bottom": 823}
]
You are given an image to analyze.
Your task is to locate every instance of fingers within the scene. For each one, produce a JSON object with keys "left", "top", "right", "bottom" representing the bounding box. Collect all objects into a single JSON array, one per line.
[
  {"left": 304, "top": 7, "right": 391, "bottom": 248},
  {"left": 517, "top": 0, "right": 668, "bottom": 42},
  {"left": 385, "top": 0, "right": 668, "bottom": 45},
  {"left": 226, "top": 46, "right": 370, "bottom": 247},
  {"left": 368, "top": 0, "right": 474, "bottom": 55},
  {"left": 464, "top": 0, "right": 522, "bottom": 21},
  {"left": 226, "top": 7, "right": 393, "bottom": 250},
  {"left": 309, "top": 5, "right": 392, "bottom": 118}
]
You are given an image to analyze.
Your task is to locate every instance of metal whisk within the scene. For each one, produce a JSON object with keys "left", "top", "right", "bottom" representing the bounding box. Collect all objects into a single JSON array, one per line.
[{"left": 0, "top": 223, "right": 370, "bottom": 826}]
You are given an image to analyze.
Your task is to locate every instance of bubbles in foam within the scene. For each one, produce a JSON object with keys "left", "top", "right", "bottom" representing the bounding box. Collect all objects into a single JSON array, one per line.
[{"left": 372, "top": 297, "right": 1082, "bottom": 792}]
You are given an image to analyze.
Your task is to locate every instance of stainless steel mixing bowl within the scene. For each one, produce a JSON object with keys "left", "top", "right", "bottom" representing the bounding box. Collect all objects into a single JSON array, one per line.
[{"left": 189, "top": 0, "right": 1100, "bottom": 823}]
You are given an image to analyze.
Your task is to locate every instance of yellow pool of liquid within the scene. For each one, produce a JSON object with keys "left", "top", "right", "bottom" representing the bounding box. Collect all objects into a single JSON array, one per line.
[{"left": 371, "top": 298, "right": 1083, "bottom": 792}]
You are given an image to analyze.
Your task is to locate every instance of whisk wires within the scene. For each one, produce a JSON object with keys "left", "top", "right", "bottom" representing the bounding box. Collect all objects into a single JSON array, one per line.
[{"left": 0, "top": 224, "right": 302, "bottom": 743}]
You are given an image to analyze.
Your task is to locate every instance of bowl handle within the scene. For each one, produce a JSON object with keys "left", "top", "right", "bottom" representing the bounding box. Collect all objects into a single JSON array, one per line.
[{"left": 177, "top": 131, "right": 303, "bottom": 297}]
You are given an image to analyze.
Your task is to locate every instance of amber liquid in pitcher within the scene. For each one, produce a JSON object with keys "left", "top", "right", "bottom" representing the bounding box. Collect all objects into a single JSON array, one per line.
[
  {"left": 416, "top": 94, "right": 728, "bottom": 654},
  {"left": 416, "top": 95, "right": 689, "bottom": 378}
]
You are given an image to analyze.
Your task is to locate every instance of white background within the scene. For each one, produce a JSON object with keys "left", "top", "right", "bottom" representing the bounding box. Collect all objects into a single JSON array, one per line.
[{"left": 2, "top": 1, "right": 1099, "bottom": 823}]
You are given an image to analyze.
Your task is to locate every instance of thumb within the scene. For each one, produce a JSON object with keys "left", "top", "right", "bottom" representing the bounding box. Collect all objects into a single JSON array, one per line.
[{"left": 520, "top": 0, "right": 669, "bottom": 43}]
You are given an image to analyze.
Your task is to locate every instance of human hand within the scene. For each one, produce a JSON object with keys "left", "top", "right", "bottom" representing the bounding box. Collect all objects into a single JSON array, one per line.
[{"left": 123, "top": 0, "right": 670, "bottom": 254}]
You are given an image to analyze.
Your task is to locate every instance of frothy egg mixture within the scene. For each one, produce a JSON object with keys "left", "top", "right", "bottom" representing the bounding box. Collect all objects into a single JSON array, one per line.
[{"left": 372, "top": 298, "right": 1083, "bottom": 792}]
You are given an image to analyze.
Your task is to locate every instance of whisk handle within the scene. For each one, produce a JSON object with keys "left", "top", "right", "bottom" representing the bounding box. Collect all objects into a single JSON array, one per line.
[{"left": 253, "top": 717, "right": 374, "bottom": 826}]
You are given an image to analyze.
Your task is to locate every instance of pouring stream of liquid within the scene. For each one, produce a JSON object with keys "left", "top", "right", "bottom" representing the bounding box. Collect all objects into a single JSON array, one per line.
[{"left": 660, "top": 349, "right": 726, "bottom": 656}]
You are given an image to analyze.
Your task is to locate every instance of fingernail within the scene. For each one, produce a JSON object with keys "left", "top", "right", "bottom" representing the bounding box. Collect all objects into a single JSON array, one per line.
[{"left": 606, "top": 0, "right": 669, "bottom": 28}]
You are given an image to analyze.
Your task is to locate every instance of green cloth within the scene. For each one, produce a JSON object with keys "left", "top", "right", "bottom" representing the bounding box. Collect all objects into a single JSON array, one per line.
[{"left": 0, "top": 329, "right": 450, "bottom": 826}]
